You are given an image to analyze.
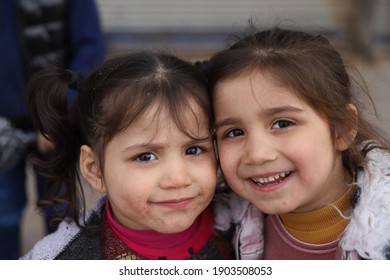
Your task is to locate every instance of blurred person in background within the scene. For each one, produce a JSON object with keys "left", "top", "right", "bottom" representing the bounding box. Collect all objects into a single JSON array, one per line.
[
  {"left": 0, "top": 0, "right": 106, "bottom": 259},
  {"left": 345, "top": 0, "right": 378, "bottom": 62},
  {"left": 331, "top": 0, "right": 378, "bottom": 62}
]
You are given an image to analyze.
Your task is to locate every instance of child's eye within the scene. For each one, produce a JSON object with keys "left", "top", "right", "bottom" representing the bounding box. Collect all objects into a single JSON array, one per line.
[
  {"left": 186, "top": 146, "right": 204, "bottom": 156},
  {"left": 135, "top": 153, "right": 157, "bottom": 162},
  {"left": 272, "top": 119, "right": 295, "bottom": 129},
  {"left": 226, "top": 128, "right": 244, "bottom": 138}
]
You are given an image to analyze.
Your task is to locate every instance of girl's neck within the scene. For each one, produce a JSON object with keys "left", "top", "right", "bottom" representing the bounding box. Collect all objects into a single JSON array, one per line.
[{"left": 279, "top": 186, "right": 356, "bottom": 244}]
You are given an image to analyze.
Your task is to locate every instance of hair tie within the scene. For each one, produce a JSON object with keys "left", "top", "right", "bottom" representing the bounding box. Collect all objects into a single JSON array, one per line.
[{"left": 66, "top": 70, "right": 85, "bottom": 92}]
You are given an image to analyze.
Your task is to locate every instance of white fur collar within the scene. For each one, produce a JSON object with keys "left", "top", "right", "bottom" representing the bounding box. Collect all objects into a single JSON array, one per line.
[{"left": 341, "top": 145, "right": 390, "bottom": 259}]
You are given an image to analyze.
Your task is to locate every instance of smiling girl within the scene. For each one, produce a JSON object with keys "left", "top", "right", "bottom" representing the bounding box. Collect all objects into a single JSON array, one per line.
[
  {"left": 21, "top": 51, "right": 234, "bottom": 260},
  {"left": 208, "top": 25, "right": 390, "bottom": 260}
]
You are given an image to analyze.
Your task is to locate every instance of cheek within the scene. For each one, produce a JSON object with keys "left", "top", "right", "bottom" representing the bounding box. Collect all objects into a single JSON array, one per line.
[
  {"left": 218, "top": 147, "right": 241, "bottom": 187},
  {"left": 290, "top": 141, "right": 334, "bottom": 182},
  {"left": 199, "top": 161, "right": 218, "bottom": 191},
  {"left": 106, "top": 170, "right": 146, "bottom": 201},
  {"left": 287, "top": 142, "right": 316, "bottom": 168},
  {"left": 216, "top": 146, "right": 227, "bottom": 175}
]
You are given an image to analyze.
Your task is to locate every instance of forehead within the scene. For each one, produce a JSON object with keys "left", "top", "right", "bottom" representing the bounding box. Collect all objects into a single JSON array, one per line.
[
  {"left": 212, "top": 70, "right": 320, "bottom": 125},
  {"left": 214, "top": 70, "right": 298, "bottom": 104},
  {"left": 128, "top": 99, "right": 210, "bottom": 135}
]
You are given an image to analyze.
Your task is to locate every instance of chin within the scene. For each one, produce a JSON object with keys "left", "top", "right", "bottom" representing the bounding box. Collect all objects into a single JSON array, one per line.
[
  {"left": 159, "top": 220, "right": 195, "bottom": 234},
  {"left": 254, "top": 203, "right": 292, "bottom": 215}
]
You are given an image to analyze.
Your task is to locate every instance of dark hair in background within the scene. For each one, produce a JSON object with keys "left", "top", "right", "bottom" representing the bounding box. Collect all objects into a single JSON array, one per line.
[
  {"left": 26, "top": 51, "right": 212, "bottom": 228},
  {"left": 207, "top": 21, "right": 390, "bottom": 175}
]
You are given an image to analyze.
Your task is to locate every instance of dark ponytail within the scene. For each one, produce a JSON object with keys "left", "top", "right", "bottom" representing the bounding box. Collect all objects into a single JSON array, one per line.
[{"left": 26, "top": 66, "right": 86, "bottom": 227}]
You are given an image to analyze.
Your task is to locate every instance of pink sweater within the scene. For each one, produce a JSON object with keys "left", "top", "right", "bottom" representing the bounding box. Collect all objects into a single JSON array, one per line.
[{"left": 263, "top": 215, "right": 338, "bottom": 260}]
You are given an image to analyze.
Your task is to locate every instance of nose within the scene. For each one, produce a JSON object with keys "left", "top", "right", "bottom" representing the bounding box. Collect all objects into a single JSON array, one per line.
[
  {"left": 159, "top": 158, "right": 192, "bottom": 189},
  {"left": 243, "top": 133, "right": 278, "bottom": 165}
]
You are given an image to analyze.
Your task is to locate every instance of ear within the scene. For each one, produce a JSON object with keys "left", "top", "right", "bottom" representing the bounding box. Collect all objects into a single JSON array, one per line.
[
  {"left": 79, "top": 145, "right": 107, "bottom": 194},
  {"left": 336, "top": 103, "right": 358, "bottom": 151}
]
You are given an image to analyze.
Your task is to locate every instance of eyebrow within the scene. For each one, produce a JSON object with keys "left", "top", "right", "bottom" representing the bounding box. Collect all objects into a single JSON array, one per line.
[
  {"left": 122, "top": 135, "right": 213, "bottom": 153},
  {"left": 122, "top": 142, "right": 160, "bottom": 153},
  {"left": 215, "top": 105, "right": 303, "bottom": 128}
]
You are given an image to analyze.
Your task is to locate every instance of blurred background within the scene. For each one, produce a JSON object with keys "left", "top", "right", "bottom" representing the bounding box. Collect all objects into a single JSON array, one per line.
[
  {"left": 96, "top": 0, "right": 390, "bottom": 60},
  {"left": 21, "top": 0, "right": 390, "bottom": 256}
]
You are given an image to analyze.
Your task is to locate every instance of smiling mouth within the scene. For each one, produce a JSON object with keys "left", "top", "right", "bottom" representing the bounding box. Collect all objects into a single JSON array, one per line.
[{"left": 251, "top": 171, "right": 291, "bottom": 186}]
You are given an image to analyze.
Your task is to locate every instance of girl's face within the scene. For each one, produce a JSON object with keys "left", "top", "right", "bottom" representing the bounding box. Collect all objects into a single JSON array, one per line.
[
  {"left": 214, "top": 71, "right": 349, "bottom": 214},
  {"left": 88, "top": 100, "right": 217, "bottom": 233}
]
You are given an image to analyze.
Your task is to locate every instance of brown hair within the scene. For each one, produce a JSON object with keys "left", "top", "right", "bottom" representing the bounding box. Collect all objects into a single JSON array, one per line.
[
  {"left": 26, "top": 51, "right": 212, "bottom": 227},
  {"left": 208, "top": 24, "right": 390, "bottom": 174}
]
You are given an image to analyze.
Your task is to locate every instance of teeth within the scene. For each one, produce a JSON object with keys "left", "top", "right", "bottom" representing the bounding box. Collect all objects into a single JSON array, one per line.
[{"left": 252, "top": 171, "right": 291, "bottom": 185}]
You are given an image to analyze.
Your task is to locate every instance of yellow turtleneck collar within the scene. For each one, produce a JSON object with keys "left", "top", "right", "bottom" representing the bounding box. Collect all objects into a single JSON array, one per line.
[{"left": 279, "top": 187, "right": 356, "bottom": 244}]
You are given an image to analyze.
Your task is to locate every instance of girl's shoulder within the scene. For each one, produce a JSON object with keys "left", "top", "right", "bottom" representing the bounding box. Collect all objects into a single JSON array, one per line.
[
  {"left": 56, "top": 212, "right": 103, "bottom": 259},
  {"left": 20, "top": 217, "right": 83, "bottom": 260},
  {"left": 20, "top": 197, "right": 107, "bottom": 260},
  {"left": 212, "top": 190, "right": 265, "bottom": 260}
]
